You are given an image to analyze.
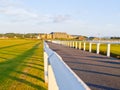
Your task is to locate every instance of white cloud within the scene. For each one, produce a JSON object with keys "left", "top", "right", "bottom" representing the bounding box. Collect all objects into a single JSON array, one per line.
[
  {"left": 0, "top": 0, "right": 50, "bottom": 23},
  {"left": 0, "top": 6, "right": 71, "bottom": 24},
  {"left": 0, "top": 7, "right": 38, "bottom": 18},
  {"left": 0, "top": 0, "right": 21, "bottom": 7},
  {"left": 0, "top": 6, "right": 50, "bottom": 24},
  {"left": 52, "top": 15, "right": 71, "bottom": 23},
  {"left": 0, "top": 0, "right": 73, "bottom": 25}
]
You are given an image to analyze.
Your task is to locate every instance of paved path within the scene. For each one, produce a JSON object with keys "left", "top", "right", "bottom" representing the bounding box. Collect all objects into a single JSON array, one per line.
[{"left": 47, "top": 42, "right": 120, "bottom": 90}]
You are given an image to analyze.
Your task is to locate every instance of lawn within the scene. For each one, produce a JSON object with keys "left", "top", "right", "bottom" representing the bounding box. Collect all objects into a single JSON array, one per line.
[{"left": 0, "top": 39, "right": 47, "bottom": 90}]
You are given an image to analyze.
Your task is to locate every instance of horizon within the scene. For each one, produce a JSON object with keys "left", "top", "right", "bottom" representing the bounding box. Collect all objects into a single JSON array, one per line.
[
  {"left": 0, "top": 0, "right": 120, "bottom": 37},
  {"left": 0, "top": 32, "right": 120, "bottom": 38}
]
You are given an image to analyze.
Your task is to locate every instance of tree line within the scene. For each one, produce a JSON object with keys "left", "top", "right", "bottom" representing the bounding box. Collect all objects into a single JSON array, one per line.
[
  {"left": 0, "top": 33, "right": 39, "bottom": 39},
  {"left": 110, "top": 37, "right": 120, "bottom": 39}
]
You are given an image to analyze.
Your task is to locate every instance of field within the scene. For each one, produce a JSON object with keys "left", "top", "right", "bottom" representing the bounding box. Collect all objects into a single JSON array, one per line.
[
  {"left": 0, "top": 39, "right": 47, "bottom": 90},
  {"left": 80, "top": 42, "right": 120, "bottom": 59}
]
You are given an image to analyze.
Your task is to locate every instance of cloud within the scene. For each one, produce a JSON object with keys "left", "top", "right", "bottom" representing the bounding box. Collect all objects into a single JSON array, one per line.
[
  {"left": 0, "top": 6, "right": 72, "bottom": 24},
  {"left": 52, "top": 15, "right": 71, "bottom": 23},
  {"left": 0, "top": 0, "right": 72, "bottom": 24},
  {"left": 0, "top": 6, "right": 50, "bottom": 23},
  {"left": 0, "top": 0, "right": 42, "bottom": 23},
  {"left": 0, "top": 0, "right": 20, "bottom": 7},
  {"left": 0, "top": 7, "right": 38, "bottom": 18}
]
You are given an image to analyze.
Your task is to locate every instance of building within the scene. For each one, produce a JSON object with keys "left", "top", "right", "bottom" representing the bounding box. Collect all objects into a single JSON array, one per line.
[
  {"left": 76, "top": 36, "right": 87, "bottom": 40},
  {"left": 37, "top": 33, "right": 46, "bottom": 39},
  {"left": 50, "top": 32, "right": 72, "bottom": 39},
  {"left": 37, "top": 32, "right": 73, "bottom": 40}
]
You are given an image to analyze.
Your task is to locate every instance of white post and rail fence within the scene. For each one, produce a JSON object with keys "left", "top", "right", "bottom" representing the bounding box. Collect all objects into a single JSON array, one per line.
[
  {"left": 44, "top": 42, "right": 91, "bottom": 90},
  {"left": 52, "top": 40, "right": 120, "bottom": 57}
]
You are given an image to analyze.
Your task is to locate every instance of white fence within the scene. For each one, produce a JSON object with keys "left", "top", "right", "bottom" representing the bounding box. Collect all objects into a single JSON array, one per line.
[
  {"left": 52, "top": 40, "right": 120, "bottom": 57},
  {"left": 44, "top": 42, "right": 90, "bottom": 90}
]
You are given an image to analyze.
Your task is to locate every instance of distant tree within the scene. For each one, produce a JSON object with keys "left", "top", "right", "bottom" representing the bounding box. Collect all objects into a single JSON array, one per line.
[
  {"left": 0, "top": 34, "right": 4, "bottom": 37},
  {"left": 111, "top": 37, "right": 120, "bottom": 39},
  {"left": 5, "top": 33, "right": 15, "bottom": 38},
  {"left": 89, "top": 37, "right": 95, "bottom": 40},
  {"left": 76, "top": 36, "right": 88, "bottom": 40}
]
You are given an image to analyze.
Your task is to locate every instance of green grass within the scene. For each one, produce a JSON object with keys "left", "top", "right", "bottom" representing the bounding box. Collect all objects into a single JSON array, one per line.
[{"left": 0, "top": 39, "right": 47, "bottom": 90}]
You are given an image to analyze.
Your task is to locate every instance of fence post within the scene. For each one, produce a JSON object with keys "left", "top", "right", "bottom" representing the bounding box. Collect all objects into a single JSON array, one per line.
[
  {"left": 75, "top": 41, "right": 78, "bottom": 49},
  {"left": 61, "top": 41, "right": 62, "bottom": 45},
  {"left": 44, "top": 52, "right": 48, "bottom": 83},
  {"left": 83, "top": 42, "right": 86, "bottom": 51},
  {"left": 97, "top": 43, "right": 100, "bottom": 54},
  {"left": 79, "top": 42, "right": 81, "bottom": 49},
  {"left": 107, "top": 44, "right": 111, "bottom": 57},
  {"left": 64, "top": 41, "right": 66, "bottom": 46},
  {"left": 68, "top": 41, "right": 69, "bottom": 47},
  {"left": 89, "top": 43, "right": 92, "bottom": 52},
  {"left": 48, "top": 64, "right": 59, "bottom": 90},
  {"left": 73, "top": 41, "right": 75, "bottom": 48},
  {"left": 65, "top": 41, "right": 67, "bottom": 46},
  {"left": 70, "top": 41, "right": 72, "bottom": 47},
  {"left": 67, "top": 41, "right": 68, "bottom": 46},
  {"left": 69, "top": 41, "right": 70, "bottom": 47}
]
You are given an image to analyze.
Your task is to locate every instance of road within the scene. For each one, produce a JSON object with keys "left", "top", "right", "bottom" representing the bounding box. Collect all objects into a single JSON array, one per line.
[{"left": 47, "top": 42, "right": 120, "bottom": 90}]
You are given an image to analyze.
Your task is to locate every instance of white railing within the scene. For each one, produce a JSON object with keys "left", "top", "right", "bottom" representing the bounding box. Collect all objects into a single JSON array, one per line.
[
  {"left": 88, "top": 40, "right": 120, "bottom": 44},
  {"left": 44, "top": 42, "right": 90, "bottom": 90},
  {"left": 52, "top": 40, "right": 120, "bottom": 57}
]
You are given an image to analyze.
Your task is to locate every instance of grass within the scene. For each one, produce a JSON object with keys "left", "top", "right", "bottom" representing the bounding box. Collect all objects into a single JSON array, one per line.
[{"left": 0, "top": 39, "right": 47, "bottom": 90}]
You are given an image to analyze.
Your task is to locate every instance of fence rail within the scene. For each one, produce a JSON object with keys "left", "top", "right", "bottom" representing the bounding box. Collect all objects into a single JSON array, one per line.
[
  {"left": 44, "top": 42, "right": 90, "bottom": 90},
  {"left": 51, "top": 40, "right": 120, "bottom": 57}
]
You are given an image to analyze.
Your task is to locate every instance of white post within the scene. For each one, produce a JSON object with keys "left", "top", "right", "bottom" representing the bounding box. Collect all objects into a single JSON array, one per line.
[
  {"left": 67, "top": 41, "right": 68, "bottom": 46},
  {"left": 48, "top": 65, "right": 59, "bottom": 90},
  {"left": 79, "top": 42, "right": 81, "bottom": 49},
  {"left": 65, "top": 41, "right": 67, "bottom": 46},
  {"left": 107, "top": 44, "right": 111, "bottom": 57},
  {"left": 73, "top": 41, "right": 75, "bottom": 48},
  {"left": 75, "top": 41, "right": 78, "bottom": 49},
  {"left": 63, "top": 41, "right": 64, "bottom": 45},
  {"left": 64, "top": 41, "right": 66, "bottom": 46},
  {"left": 59, "top": 41, "right": 61, "bottom": 45},
  {"left": 62, "top": 41, "right": 63, "bottom": 45},
  {"left": 69, "top": 41, "right": 71, "bottom": 47},
  {"left": 61, "top": 41, "right": 62, "bottom": 45},
  {"left": 97, "top": 43, "right": 100, "bottom": 54},
  {"left": 68, "top": 41, "right": 69, "bottom": 47},
  {"left": 58, "top": 41, "right": 60, "bottom": 44},
  {"left": 44, "top": 52, "right": 48, "bottom": 83},
  {"left": 70, "top": 41, "right": 72, "bottom": 47},
  {"left": 69, "top": 41, "right": 70, "bottom": 47},
  {"left": 83, "top": 42, "right": 86, "bottom": 51},
  {"left": 89, "top": 43, "right": 92, "bottom": 52},
  {"left": 71, "top": 41, "right": 73, "bottom": 47}
]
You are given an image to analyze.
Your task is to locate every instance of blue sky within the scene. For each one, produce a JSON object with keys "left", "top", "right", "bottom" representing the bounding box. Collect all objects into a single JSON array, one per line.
[{"left": 0, "top": 0, "right": 120, "bottom": 37}]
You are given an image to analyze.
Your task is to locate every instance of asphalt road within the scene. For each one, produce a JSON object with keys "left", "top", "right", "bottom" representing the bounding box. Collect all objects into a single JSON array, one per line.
[{"left": 47, "top": 42, "right": 120, "bottom": 90}]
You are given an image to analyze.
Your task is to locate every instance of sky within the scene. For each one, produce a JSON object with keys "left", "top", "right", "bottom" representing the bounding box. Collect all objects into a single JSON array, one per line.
[{"left": 0, "top": 0, "right": 120, "bottom": 37}]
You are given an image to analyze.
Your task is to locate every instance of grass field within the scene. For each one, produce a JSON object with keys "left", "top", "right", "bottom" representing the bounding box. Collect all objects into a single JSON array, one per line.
[
  {"left": 80, "top": 42, "right": 120, "bottom": 59},
  {"left": 0, "top": 39, "right": 47, "bottom": 90}
]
